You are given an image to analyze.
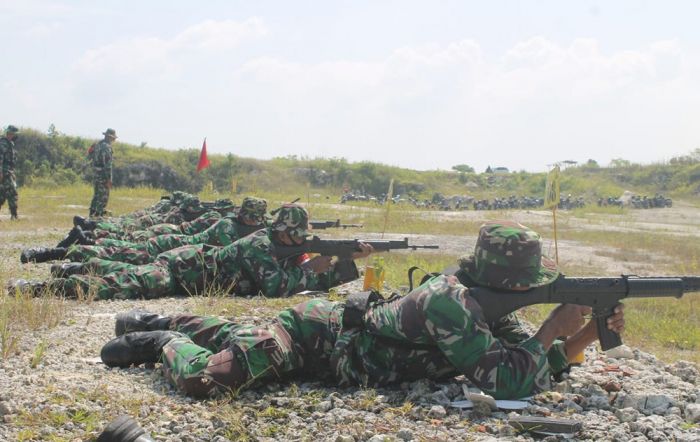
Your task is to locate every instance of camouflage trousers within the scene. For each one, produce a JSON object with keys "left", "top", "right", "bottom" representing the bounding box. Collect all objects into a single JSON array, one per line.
[
  {"left": 58, "top": 246, "right": 237, "bottom": 300},
  {"left": 65, "top": 244, "right": 152, "bottom": 265},
  {"left": 0, "top": 171, "right": 18, "bottom": 212},
  {"left": 89, "top": 177, "right": 110, "bottom": 217},
  {"left": 159, "top": 275, "right": 563, "bottom": 399},
  {"left": 64, "top": 235, "right": 203, "bottom": 266}
]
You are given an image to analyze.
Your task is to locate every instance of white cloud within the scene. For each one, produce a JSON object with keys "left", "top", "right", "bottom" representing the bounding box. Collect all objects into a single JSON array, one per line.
[
  {"left": 15, "top": 24, "right": 700, "bottom": 171},
  {"left": 73, "top": 18, "right": 267, "bottom": 77}
]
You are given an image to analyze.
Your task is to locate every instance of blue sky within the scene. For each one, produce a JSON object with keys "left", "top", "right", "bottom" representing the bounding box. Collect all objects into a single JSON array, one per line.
[{"left": 1, "top": 1, "right": 699, "bottom": 171}]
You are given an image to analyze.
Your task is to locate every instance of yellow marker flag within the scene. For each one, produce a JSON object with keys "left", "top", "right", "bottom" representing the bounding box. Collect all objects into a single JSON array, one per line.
[
  {"left": 381, "top": 179, "right": 394, "bottom": 238},
  {"left": 544, "top": 165, "right": 561, "bottom": 209},
  {"left": 544, "top": 165, "right": 560, "bottom": 265}
]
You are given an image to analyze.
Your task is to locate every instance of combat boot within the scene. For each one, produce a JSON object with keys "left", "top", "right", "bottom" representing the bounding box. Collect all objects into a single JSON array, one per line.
[
  {"left": 97, "top": 415, "right": 155, "bottom": 442},
  {"left": 100, "top": 331, "right": 184, "bottom": 368},
  {"left": 6, "top": 279, "right": 48, "bottom": 296},
  {"left": 56, "top": 226, "right": 82, "bottom": 248},
  {"left": 50, "top": 262, "right": 86, "bottom": 278},
  {"left": 115, "top": 309, "right": 172, "bottom": 336},
  {"left": 20, "top": 247, "right": 68, "bottom": 263},
  {"left": 10, "top": 207, "right": 18, "bottom": 220},
  {"left": 73, "top": 215, "right": 97, "bottom": 231}
]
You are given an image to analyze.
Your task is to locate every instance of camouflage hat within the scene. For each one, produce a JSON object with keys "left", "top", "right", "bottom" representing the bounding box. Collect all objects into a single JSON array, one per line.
[
  {"left": 5, "top": 125, "right": 19, "bottom": 134},
  {"left": 458, "top": 220, "right": 559, "bottom": 290},
  {"left": 180, "top": 195, "right": 202, "bottom": 213},
  {"left": 102, "top": 128, "right": 117, "bottom": 138},
  {"left": 238, "top": 196, "right": 268, "bottom": 224},
  {"left": 271, "top": 203, "right": 309, "bottom": 237}
]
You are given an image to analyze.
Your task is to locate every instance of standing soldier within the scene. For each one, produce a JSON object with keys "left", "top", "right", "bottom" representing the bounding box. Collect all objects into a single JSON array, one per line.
[
  {"left": 0, "top": 125, "right": 20, "bottom": 220},
  {"left": 89, "top": 128, "right": 116, "bottom": 217}
]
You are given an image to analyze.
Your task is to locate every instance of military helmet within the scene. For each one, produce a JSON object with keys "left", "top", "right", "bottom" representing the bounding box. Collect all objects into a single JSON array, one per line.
[
  {"left": 271, "top": 203, "right": 309, "bottom": 237},
  {"left": 103, "top": 128, "right": 118, "bottom": 138},
  {"left": 180, "top": 195, "right": 202, "bottom": 213},
  {"left": 458, "top": 220, "right": 559, "bottom": 290},
  {"left": 238, "top": 197, "right": 268, "bottom": 224},
  {"left": 5, "top": 125, "right": 19, "bottom": 134}
]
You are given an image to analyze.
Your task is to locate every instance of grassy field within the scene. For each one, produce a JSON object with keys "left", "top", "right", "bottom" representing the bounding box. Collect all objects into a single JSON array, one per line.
[{"left": 1, "top": 185, "right": 699, "bottom": 367}]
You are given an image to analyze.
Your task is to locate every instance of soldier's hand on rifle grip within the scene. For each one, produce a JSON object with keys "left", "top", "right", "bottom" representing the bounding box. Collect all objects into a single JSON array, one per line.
[
  {"left": 302, "top": 255, "right": 333, "bottom": 274},
  {"left": 352, "top": 242, "right": 374, "bottom": 260},
  {"left": 605, "top": 304, "right": 625, "bottom": 335},
  {"left": 549, "top": 304, "right": 591, "bottom": 337}
]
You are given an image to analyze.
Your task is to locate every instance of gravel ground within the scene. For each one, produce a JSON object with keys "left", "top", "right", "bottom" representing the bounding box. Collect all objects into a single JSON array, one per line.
[{"left": 1, "top": 205, "right": 700, "bottom": 441}]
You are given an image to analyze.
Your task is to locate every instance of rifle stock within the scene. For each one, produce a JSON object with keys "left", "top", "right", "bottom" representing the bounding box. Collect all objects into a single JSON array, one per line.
[
  {"left": 467, "top": 275, "right": 700, "bottom": 350},
  {"left": 276, "top": 235, "right": 439, "bottom": 260}
]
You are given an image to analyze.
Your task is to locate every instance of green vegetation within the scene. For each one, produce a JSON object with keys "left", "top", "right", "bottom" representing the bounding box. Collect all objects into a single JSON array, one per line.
[{"left": 12, "top": 125, "right": 700, "bottom": 200}]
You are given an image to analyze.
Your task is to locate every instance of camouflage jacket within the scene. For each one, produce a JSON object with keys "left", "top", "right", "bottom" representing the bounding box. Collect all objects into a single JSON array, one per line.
[
  {"left": 91, "top": 139, "right": 113, "bottom": 180},
  {"left": 214, "top": 228, "right": 355, "bottom": 297},
  {"left": 0, "top": 136, "right": 16, "bottom": 175},
  {"left": 325, "top": 275, "right": 569, "bottom": 399}
]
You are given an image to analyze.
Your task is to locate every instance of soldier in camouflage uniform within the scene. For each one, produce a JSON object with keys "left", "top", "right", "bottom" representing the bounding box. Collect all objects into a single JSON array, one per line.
[
  {"left": 9, "top": 204, "right": 371, "bottom": 300},
  {"left": 89, "top": 128, "right": 116, "bottom": 217},
  {"left": 0, "top": 125, "right": 20, "bottom": 219},
  {"left": 19, "top": 196, "right": 241, "bottom": 264},
  {"left": 44, "top": 197, "right": 268, "bottom": 268},
  {"left": 100, "top": 221, "right": 625, "bottom": 400}
]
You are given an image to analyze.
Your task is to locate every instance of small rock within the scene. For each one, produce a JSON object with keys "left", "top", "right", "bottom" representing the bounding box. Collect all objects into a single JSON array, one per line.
[
  {"left": 335, "top": 435, "right": 355, "bottom": 442},
  {"left": 0, "top": 401, "right": 13, "bottom": 416},
  {"left": 396, "top": 428, "right": 413, "bottom": 441},
  {"left": 367, "top": 434, "right": 393, "bottom": 442},
  {"left": 427, "top": 405, "right": 446, "bottom": 418},
  {"left": 685, "top": 403, "right": 700, "bottom": 423},
  {"left": 615, "top": 407, "right": 640, "bottom": 423},
  {"left": 606, "top": 345, "right": 635, "bottom": 359},
  {"left": 315, "top": 401, "right": 332, "bottom": 412}
]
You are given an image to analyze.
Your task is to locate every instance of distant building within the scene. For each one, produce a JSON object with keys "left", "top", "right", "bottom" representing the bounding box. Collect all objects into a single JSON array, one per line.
[{"left": 492, "top": 167, "right": 510, "bottom": 174}]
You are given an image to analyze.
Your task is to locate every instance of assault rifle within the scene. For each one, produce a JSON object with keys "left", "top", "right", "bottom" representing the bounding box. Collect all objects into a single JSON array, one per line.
[
  {"left": 465, "top": 274, "right": 700, "bottom": 351},
  {"left": 276, "top": 236, "right": 439, "bottom": 260},
  {"left": 310, "top": 219, "right": 364, "bottom": 230}
]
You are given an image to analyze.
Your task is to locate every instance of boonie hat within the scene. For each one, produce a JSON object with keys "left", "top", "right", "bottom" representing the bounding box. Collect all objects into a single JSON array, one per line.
[
  {"left": 458, "top": 220, "right": 559, "bottom": 290},
  {"left": 103, "top": 128, "right": 118, "bottom": 138},
  {"left": 272, "top": 203, "right": 309, "bottom": 237},
  {"left": 238, "top": 197, "right": 268, "bottom": 224}
]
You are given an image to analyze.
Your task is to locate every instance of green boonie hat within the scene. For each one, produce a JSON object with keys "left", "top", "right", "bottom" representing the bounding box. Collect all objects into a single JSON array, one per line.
[
  {"left": 180, "top": 195, "right": 202, "bottom": 213},
  {"left": 103, "top": 128, "right": 117, "bottom": 138},
  {"left": 239, "top": 196, "right": 268, "bottom": 224},
  {"left": 272, "top": 203, "right": 309, "bottom": 237},
  {"left": 6, "top": 125, "right": 19, "bottom": 133},
  {"left": 458, "top": 220, "right": 559, "bottom": 290}
]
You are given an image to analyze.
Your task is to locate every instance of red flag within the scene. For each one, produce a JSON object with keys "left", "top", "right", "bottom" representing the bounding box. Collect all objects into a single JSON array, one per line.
[{"left": 196, "top": 137, "right": 210, "bottom": 172}]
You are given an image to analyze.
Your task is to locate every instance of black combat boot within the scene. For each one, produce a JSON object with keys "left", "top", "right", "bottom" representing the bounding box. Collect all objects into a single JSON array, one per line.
[
  {"left": 6, "top": 278, "right": 71, "bottom": 297},
  {"left": 50, "top": 262, "right": 86, "bottom": 278},
  {"left": 100, "top": 331, "right": 184, "bottom": 368},
  {"left": 115, "top": 309, "right": 172, "bottom": 336},
  {"left": 6, "top": 279, "right": 48, "bottom": 296},
  {"left": 20, "top": 247, "right": 68, "bottom": 263},
  {"left": 97, "top": 415, "right": 155, "bottom": 442},
  {"left": 56, "top": 226, "right": 82, "bottom": 248},
  {"left": 10, "top": 207, "right": 18, "bottom": 220},
  {"left": 73, "top": 215, "right": 97, "bottom": 231}
]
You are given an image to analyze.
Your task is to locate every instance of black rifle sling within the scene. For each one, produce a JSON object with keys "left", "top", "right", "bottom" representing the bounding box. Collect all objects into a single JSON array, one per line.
[{"left": 407, "top": 266, "right": 443, "bottom": 291}]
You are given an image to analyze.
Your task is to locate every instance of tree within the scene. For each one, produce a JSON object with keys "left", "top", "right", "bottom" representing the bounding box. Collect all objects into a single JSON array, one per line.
[
  {"left": 451, "top": 164, "right": 475, "bottom": 173},
  {"left": 609, "top": 158, "right": 632, "bottom": 168},
  {"left": 485, "top": 165, "right": 493, "bottom": 173}
]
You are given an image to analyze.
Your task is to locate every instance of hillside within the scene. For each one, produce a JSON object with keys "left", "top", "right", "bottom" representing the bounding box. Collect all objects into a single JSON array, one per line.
[{"left": 10, "top": 126, "right": 700, "bottom": 201}]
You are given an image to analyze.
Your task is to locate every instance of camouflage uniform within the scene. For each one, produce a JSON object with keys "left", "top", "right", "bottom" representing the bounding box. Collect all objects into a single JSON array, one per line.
[
  {"left": 154, "top": 220, "right": 567, "bottom": 399},
  {"left": 160, "top": 275, "right": 568, "bottom": 399},
  {"left": 0, "top": 125, "right": 19, "bottom": 218},
  {"left": 64, "top": 198, "right": 268, "bottom": 264},
  {"left": 52, "top": 205, "right": 353, "bottom": 300},
  {"left": 89, "top": 129, "right": 115, "bottom": 217}
]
